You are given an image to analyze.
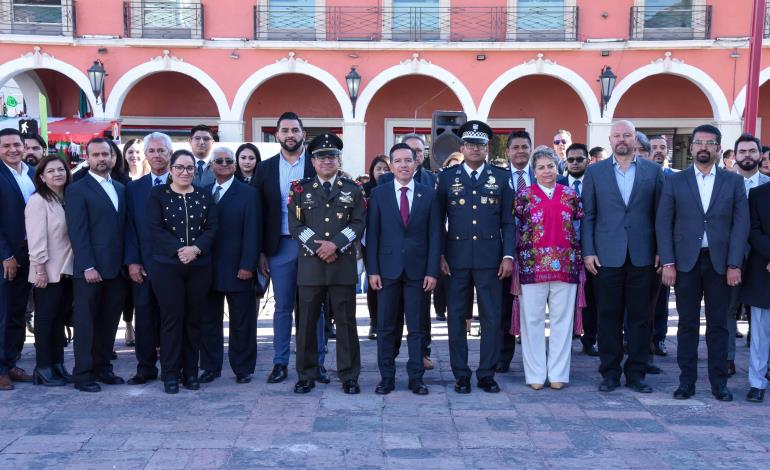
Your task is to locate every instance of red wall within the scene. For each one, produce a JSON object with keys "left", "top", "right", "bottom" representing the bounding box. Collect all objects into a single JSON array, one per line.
[
  {"left": 759, "top": 82, "right": 770, "bottom": 140},
  {"left": 121, "top": 72, "right": 218, "bottom": 117},
  {"left": 615, "top": 74, "right": 712, "bottom": 118},
  {"left": 35, "top": 69, "right": 81, "bottom": 118}
]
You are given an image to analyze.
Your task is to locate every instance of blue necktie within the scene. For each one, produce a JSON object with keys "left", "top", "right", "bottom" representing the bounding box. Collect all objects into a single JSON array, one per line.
[
  {"left": 154, "top": 177, "right": 162, "bottom": 186},
  {"left": 573, "top": 180, "right": 581, "bottom": 197}
]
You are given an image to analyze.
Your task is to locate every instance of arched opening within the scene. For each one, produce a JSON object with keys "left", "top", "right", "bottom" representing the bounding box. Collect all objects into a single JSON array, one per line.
[{"left": 1, "top": 69, "right": 89, "bottom": 119}]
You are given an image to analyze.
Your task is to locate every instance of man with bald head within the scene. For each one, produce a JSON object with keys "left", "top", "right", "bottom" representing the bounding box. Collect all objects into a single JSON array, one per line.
[{"left": 582, "top": 120, "right": 664, "bottom": 394}]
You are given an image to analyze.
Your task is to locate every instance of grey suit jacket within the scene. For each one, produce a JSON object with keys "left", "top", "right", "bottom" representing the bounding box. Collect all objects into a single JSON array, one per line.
[
  {"left": 655, "top": 166, "right": 749, "bottom": 274},
  {"left": 581, "top": 156, "right": 663, "bottom": 268}
]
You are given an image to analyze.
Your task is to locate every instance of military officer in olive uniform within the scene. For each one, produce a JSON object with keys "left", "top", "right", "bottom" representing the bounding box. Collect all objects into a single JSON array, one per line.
[
  {"left": 288, "top": 133, "right": 366, "bottom": 395},
  {"left": 437, "top": 120, "right": 516, "bottom": 394}
]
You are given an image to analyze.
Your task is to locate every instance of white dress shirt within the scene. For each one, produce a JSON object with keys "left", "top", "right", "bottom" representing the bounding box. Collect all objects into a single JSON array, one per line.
[
  {"left": 567, "top": 175, "right": 584, "bottom": 194},
  {"left": 3, "top": 161, "right": 35, "bottom": 203},
  {"left": 538, "top": 183, "right": 556, "bottom": 199},
  {"left": 743, "top": 172, "right": 760, "bottom": 196},
  {"left": 212, "top": 176, "right": 235, "bottom": 200},
  {"left": 394, "top": 178, "right": 415, "bottom": 211},
  {"left": 511, "top": 163, "right": 532, "bottom": 188},
  {"left": 89, "top": 171, "right": 119, "bottom": 211},
  {"left": 463, "top": 162, "right": 485, "bottom": 179},
  {"left": 695, "top": 165, "right": 716, "bottom": 248},
  {"left": 151, "top": 172, "right": 169, "bottom": 187}
]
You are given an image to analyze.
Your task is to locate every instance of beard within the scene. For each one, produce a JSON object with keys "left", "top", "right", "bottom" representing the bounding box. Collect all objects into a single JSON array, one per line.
[
  {"left": 279, "top": 138, "right": 303, "bottom": 153},
  {"left": 568, "top": 169, "right": 585, "bottom": 178},
  {"left": 695, "top": 151, "right": 712, "bottom": 164},
  {"left": 736, "top": 158, "right": 759, "bottom": 171},
  {"left": 613, "top": 143, "right": 631, "bottom": 156}
]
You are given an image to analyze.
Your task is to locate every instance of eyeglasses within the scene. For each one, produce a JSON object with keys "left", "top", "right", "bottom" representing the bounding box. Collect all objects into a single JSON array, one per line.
[
  {"left": 314, "top": 155, "right": 339, "bottom": 162},
  {"left": 692, "top": 140, "right": 718, "bottom": 147},
  {"left": 554, "top": 139, "right": 568, "bottom": 145},
  {"left": 213, "top": 158, "right": 234, "bottom": 166},
  {"left": 171, "top": 165, "right": 195, "bottom": 173},
  {"left": 464, "top": 143, "right": 488, "bottom": 150},
  {"left": 566, "top": 157, "right": 586, "bottom": 163}
]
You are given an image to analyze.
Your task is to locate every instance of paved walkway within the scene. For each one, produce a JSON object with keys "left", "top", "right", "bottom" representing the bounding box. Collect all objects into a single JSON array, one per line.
[{"left": 1, "top": 295, "right": 769, "bottom": 469}]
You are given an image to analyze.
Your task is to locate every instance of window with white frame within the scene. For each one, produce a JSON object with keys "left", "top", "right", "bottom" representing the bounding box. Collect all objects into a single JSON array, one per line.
[
  {"left": 507, "top": 0, "right": 577, "bottom": 42},
  {"left": 632, "top": 0, "right": 709, "bottom": 40},
  {"left": 0, "top": 0, "right": 73, "bottom": 36}
]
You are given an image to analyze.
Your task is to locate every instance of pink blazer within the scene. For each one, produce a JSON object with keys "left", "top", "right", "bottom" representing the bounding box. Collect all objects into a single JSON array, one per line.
[{"left": 25, "top": 193, "right": 73, "bottom": 283}]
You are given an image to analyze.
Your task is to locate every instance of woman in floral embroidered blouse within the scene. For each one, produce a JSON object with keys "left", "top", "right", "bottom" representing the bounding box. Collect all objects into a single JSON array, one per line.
[{"left": 513, "top": 148, "right": 584, "bottom": 390}]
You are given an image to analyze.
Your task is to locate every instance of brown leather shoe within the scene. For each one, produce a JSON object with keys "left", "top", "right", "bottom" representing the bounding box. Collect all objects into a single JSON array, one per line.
[
  {"left": 9, "top": 367, "right": 32, "bottom": 382},
  {"left": 0, "top": 374, "right": 13, "bottom": 390}
]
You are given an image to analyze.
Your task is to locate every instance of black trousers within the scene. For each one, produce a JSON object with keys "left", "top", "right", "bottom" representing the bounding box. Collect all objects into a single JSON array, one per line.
[
  {"left": 675, "top": 250, "right": 729, "bottom": 389},
  {"left": 0, "top": 261, "right": 29, "bottom": 374},
  {"left": 652, "top": 284, "right": 671, "bottom": 343},
  {"left": 377, "top": 276, "right": 425, "bottom": 380},
  {"left": 297, "top": 284, "right": 360, "bottom": 382},
  {"left": 499, "top": 276, "right": 516, "bottom": 367},
  {"left": 72, "top": 276, "right": 125, "bottom": 385},
  {"left": 595, "top": 257, "right": 654, "bottom": 382},
  {"left": 200, "top": 289, "right": 257, "bottom": 376},
  {"left": 151, "top": 262, "right": 212, "bottom": 381},
  {"left": 121, "top": 276, "right": 134, "bottom": 323},
  {"left": 581, "top": 271, "right": 598, "bottom": 348},
  {"left": 33, "top": 278, "right": 72, "bottom": 369},
  {"left": 433, "top": 273, "right": 447, "bottom": 317},
  {"left": 446, "top": 268, "right": 501, "bottom": 380},
  {"left": 132, "top": 280, "right": 161, "bottom": 377}
]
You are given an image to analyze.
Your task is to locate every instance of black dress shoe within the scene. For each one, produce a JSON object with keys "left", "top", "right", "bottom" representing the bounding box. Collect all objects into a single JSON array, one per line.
[
  {"left": 646, "top": 364, "right": 662, "bottom": 375},
  {"left": 582, "top": 344, "right": 599, "bottom": 357},
  {"left": 317, "top": 366, "right": 330, "bottom": 384},
  {"left": 477, "top": 377, "right": 501, "bottom": 393},
  {"left": 199, "top": 370, "right": 221, "bottom": 383},
  {"left": 408, "top": 379, "right": 429, "bottom": 395},
  {"left": 32, "top": 368, "right": 66, "bottom": 387},
  {"left": 712, "top": 385, "right": 733, "bottom": 402},
  {"left": 51, "top": 363, "right": 73, "bottom": 383},
  {"left": 653, "top": 341, "right": 667, "bottom": 356},
  {"left": 235, "top": 374, "right": 251, "bottom": 384},
  {"left": 436, "top": 312, "right": 447, "bottom": 321},
  {"left": 375, "top": 378, "right": 395, "bottom": 395},
  {"left": 111, "top": 351, "right": 118, "bottom": 360},
  {"left": 294, "top": 379, "right": 315, "bottom": 394},
  {"left": 746, "top": 387, "right": 765, "bottom": 403},
  {"left": 495, "top": 363, "right": 510, "bottom": 373},
  {"left": 267, "top": 364, "right": 288, "bottom": 384},
  {"left": 343, "top": 379, "right": 360, "bottom": 395},
  {"left": 598, "top": 377, "right": 620, "bottom": 392},
  {"left": 164, "top": 380, "right": 179, "bottom": 394},
  {"left": 454, "top": 377, "right": 471, "bottom": 394},
  {"left": 183, "top": 376, "right": 200, "bottom": 390},
  {"left": 727, "top": 360, "right": 736, "bottom": 377},
  {"left": 673, "top": 383, "right": 696, "bottom": 400},
  {"left": 75, "top": 382, "right": 101, "bottom": 393},
  {"left": 127, "top": 374, "right": 157, "bottom": 385},
  {"left": 96, "top": 372, "right": 125, "bottom": 385},
  {"left": 625, "top": 379, "right": 653, "bottom": 394}
]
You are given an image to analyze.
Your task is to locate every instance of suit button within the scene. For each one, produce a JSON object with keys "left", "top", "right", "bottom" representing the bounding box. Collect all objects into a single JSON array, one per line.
[
  {"left": 324, "top": 218, "right": 329, "bottom": 222},
  {"left": 456, "top": 236, "right": 460, "bottom": 240},
  {"left": 472, "top": 205, "right": 477, "bottom": 209},
  {"left": 473, "top": 235, "right": 478, "bottom": 240},
  {"left": 326, "top": 203, "right": 330, "bottom": 208},
  {"left": 472, "top": 220, "right": 477, "bottom": 224},
  {"left": 325, "top": 232, "right": 330, "bottom": 237},
  {"left": 472, "top": 190, "right": 477, "bottom": 195}
]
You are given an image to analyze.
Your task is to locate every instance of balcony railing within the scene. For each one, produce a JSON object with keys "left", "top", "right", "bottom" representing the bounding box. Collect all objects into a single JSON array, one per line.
[
  {"left": 0, "top": 0, "right": 75, "bottom": 36},
  {"left": 765, "top": 3, "right": 770, "bottom": 38},
  {"left": 630, "top": 5, "right": 711, "bottom": 41},
  {"left": 124, "top": 1, "right": 203, "bottom": 40},
  {"left": 253, "top": 6, "right": 578, "bottom": 42}
]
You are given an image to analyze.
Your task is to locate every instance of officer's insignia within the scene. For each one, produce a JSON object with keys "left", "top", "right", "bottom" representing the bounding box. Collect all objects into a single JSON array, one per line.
[
  {"left": 338, "top": 191, "right": 353, "bottom": 203},
  {"left": 336, "top": 212, "right": 343, "bottom": 219},
  {"left": 313, "top": 182, "right": 319, "bottom": 189},
  {"left": 459, "top": 198, "right": 466, "bottom": 205},
  {"left": 481, "top": 196, "right": 488, "bottom": 204},
  {"left": 488, "top": 176, "right": 495, "bottom": 185},
  {"left": 306, "top": 193, "right": 312, "bottom": 199},
  {"left": 337, "top": 179, "right": 344, "bottom": 187},
  {"left": 454, "top": 178, "right": 460, "bottom": 183},
  {"left": 450, "top": 201, "right": 457, "bottom": 205},
  {"left": 416, "top": 192, "right": 422, "bottom": 198},
  {"left": 472, "top": 123, "right": 478, "bottom": 131}
]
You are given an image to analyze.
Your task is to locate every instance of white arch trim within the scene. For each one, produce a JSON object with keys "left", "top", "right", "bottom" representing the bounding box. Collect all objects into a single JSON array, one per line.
[
  {"left": 605, "top": 53, "right": 731, "bottom": 122},
  {"left": 355, "top": 55, "right": 477, "bottom": 122},
  {"left": 230, "top": 53, "right": 353, "bottom": 122},
  {"left": 732, "top": 66, "right": 770, "bottom": 120},
  {"left": 477, "top": 55, "right": 602, "bottom": 123},
  {"left": 0, "top": 48, "right": 102, "bottom": 119},
  {"left": 105, "top": 51, "right": 231, "bottom": 120}
]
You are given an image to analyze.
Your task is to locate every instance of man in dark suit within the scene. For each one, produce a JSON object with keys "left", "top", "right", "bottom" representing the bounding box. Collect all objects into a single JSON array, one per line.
[
  {"left": 65, "top": 137, "right": 128, "bottom": 392},
  {"left": 657, "top": 124, "right": 749, "bottom": 402},
  {"left": 582, "top": 120, "right": 664, "bottom": 394},
  {"left": 200, "top": 147, "right": 261, "bottom": 384},
  {"left": 0, "top": 128, "right": 35, "bottom": 390},
  {"left": 190, "top": 125, "right": 216, "bottom": 188},
  {"left": 740, "top": 180, "right": 770, "bottom": 402},
  {"left": 367, "top": 142, "right": 441, "bottom": 395},
  {"left": 437, "top": 120, "right": 515, "bottom": 394},
  {"left": 254, "top": 112, "right": 325, "bottom": 384},
  {"left": 124, "top": 132, "right": 172, "bottom": 385},
  {"left": 288, "top": 133, "right": 365, "bottom": 394}
]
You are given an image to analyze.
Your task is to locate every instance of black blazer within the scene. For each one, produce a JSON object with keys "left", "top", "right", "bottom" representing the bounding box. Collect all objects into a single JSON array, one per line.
[
  {"left": 206, "top": 180, "right": 261, "bottom": 292},
  {"left": 0, "top": 162, "right": 34, "bottom": 263},
  {"left": 254, "top": 152, "right": 315, "bottom": 257},
  {"left": 124, "top": 174, "right": 155, "bottom": 269},
  {"left": 739, "top": 183, "right": 770, "bottom": 308},
  {"left": 378, "top": 167, "right": 437, "bottom": 189},
  {"left": 64, "top": 174, "right": 127, "bottom": 279},
  {"left": 366, "top": 181, "right": 441, "bottom": 281}
]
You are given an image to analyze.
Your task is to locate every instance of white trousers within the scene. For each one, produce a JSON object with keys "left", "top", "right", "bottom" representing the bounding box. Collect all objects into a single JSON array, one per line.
[
  {"left": 520, "top": 282, "right": 577, "bottom": 385},
  {"left": 749, "top": 306, "right": 770, "bottom": 389}
]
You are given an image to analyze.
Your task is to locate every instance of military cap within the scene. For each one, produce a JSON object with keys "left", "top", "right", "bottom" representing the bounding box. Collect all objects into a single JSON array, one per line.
[
  {"left": 459, "top": 120, "right": 493, "bottom": 144},
  {"left": 307, "top": 132, "right": 343, "bottom": 157}
]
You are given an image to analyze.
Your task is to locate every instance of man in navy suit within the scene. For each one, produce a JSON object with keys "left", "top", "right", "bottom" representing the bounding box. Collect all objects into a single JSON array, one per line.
[
  {"left": 657, "top": 124, "right": 750, "bottom": 402},
  {"left": 200, "top": 147, "right": 261, "bottom": 384},
  {"left": 124, "top": 132, "right": 173, "bottom": 385},
  {"left": 0, "top": 128, "right": 36, "bottom": 390},
  {"left": 190, "top": 125, "right": 216, "bottom": 188},
  {"left": 254, "top": 112, "right": 325, "bottom": 384},
  {"left": 65, "top": 137, "right": 128, "bottom": 392},
  {"left": 367, "top": 143, "right": 441, "bottom": 395}
]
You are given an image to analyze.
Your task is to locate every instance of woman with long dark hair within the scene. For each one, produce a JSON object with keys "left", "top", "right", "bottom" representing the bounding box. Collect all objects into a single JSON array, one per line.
[{"left": 234, "top": 143, "right": 261, "bottom": 185}]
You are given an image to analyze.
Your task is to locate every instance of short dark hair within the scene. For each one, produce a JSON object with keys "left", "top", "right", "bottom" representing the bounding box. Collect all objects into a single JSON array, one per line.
[
  {"left": 734, "top": 133, "right": 761, "bottom": 153},
  {"left": 763, "top": 146, "right": 770, "bottom": 155},
  {"left": 589, "top": 146, "right": 605, "bottom": 157},
  {"left": 649, "top": 135, "right": 668, "bottom": 143},
  {"left": 170, "top": 149, "right": 195, "bottom": 167},
  {"left": 389, "top": 142, "right": 417, "bottom": 161},
  {"left": 0, "top": 128, "right": 23, "bottom": 140},
  {"left": 507, "top": 130, "right": 531, "bottom": 147},
  {"left": 190, "top": 124, "right": 214, "bottom": 139},
  {"left": 566, "top": 143, "right": 589, "bottom": 158},
  {"left": 276, "top": 112, "right": 304, "bottom": 130},
  {"left": 723, "top": 149, "right": 735, "bottom": 158},
  {"left": 691, "top": 124, "right": 721, "bottom": 145},
  {"left": 24, "top": 133, "right": 47, "bottom": 149},
  {"left": 85, "top": 137, "right": 112, "bottom": 155},
  {"left": 400, "top": 134, "right": 425, "bottom": 146},
  {"left": 33, "top": 155, "right": 71, "bottom": 203}
]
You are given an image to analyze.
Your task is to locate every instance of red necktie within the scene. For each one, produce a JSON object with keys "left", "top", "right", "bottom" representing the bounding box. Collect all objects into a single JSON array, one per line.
[{"left": 399, "top": 187, "right": 410, "bottom": 227}]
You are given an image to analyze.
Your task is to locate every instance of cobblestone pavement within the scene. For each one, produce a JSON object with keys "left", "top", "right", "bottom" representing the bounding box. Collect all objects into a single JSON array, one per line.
[{"left": 1, "top": 295, "right": 769, "bottom": 469}]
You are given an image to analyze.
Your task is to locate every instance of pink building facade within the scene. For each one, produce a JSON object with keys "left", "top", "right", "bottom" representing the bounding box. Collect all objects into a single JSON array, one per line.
[{"left": 0, "top": 0, "right": 766, "bottom": 175}]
